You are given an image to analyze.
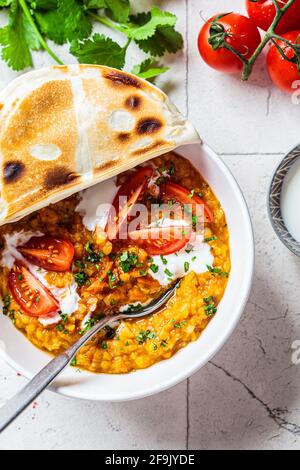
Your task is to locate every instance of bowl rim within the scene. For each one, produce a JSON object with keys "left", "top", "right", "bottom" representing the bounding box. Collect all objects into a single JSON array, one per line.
[
  {"left": 0, "top": 141, "right": 255, "bottom": 402},
  {"left": 268, "top": 142, "right": 300, "bottom": 257}
]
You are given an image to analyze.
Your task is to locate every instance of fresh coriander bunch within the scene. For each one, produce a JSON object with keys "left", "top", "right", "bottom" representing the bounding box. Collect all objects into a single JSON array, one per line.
[{"left": 0, "top": 0, "right": 184, "bottom": 81}]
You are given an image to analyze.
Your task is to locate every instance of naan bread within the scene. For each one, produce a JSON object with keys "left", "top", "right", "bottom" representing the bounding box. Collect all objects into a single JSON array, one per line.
[{"left": 0, "top": 64, "right": 200, "bottom": 226}]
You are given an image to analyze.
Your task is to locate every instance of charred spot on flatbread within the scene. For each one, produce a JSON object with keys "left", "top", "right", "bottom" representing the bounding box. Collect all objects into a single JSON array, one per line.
[
  {"left": 118, "top": 133, "right": 130, "bottom": 142},
  {"left": 3, "top": 161, "right": 25, "bottom": 183},
  {"left": 136, "top": 118, "right": 162, "bottom": 135},
  {"left": 125, "top": 95, "right": 141, "bottom": 110},
  {"left": 45, "top": 167, "right": 79, "bottom": 189},
  {"left": 104, "top": 71, "right": 141, "bottom": 89}
]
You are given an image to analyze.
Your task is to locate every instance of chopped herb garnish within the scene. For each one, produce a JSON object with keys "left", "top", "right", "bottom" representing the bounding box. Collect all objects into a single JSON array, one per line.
[
  {"left": 56, "top": 323, "right": 67, "bottom": 333},
  {"left": 108, "top": 270, "right": 117, "bottom": 289},
  {"left": 75, "top": 260, "right": 86, "bottom": 269},
  {"left": 150, "top": 263, "right": 159, "bottom": 273},
  {"left": 152, "top": 343, "right": 158, "bottom": 351},
  {"left": 169, "top": 162, "right": 176, "bottom": 175},
  {"left": 164, "top": 268, "right": 173, "bottom": 277},
  {"left": 136, "top": 329, "right": 156, "bottom": 344},
  {"left": 126, "top": 303, "right": 142, "bottom": 313},
  {"left": 71, "top": 356, "right": 77, "bottom": 367},
  {"left": 2, "top": 294, "right": 10, "bottom": 315},
  {"left": 192, "top": 215, "right": 198, "bottom": 226},
  {"left": 204, "top": 297, "right": 217, "bottom": 317},
  {"left": 139, "top": 270, "right": 148, "bottom": 277},
  {"left": 104, "top": 325, "right": 116, "bottom": 339},
  {"left": 78, "top": 316, "right": 100, "bottom": 335},
  {"left": 206, "top": 265, "right": 228, "bottom": 277},
  {"left": 174, "top": 323, "right": 181, "bottom": 329},
  {"left": 125, "top": 341, "right": 130, "bottom": 347},
  {"left": 60, "top": 313, "right": 68, "bottom": 323},
  {"left": 167, "top": 198, "right": 177, "bottom": 208},
  {"left": 84, "top": 242, "right": 104, "bottom": 263},
  {"left": 188, "top": 189, "right": 195, "bottom": 198},
  {"left": 74, "top": 271, "right": 89, "bottom": 287},
  {"left": 110, "top": 299, "right": 116, "bottom": 306},
  {"left": 204, "top": 236, "right": 218, "bottom": 243},
  {"left": 161, "top": 339, "right": 168, "bottom": 348},
  {"left": 184, "top": 262, "right": 190, "bottom": 273},
  {"left": 185, "top": 244, "right": 194, "bottom": 254},
  {"left": 101, "top": 341, "right": 107, "bottom": 349},
  {"left": 160, "top": 255, "right": 168, "bottom": 265},
  {"left": 119, "top": 251, "right": 139, "bottom": 273},
  {"left": 18, "top": 274, "right": 23, "bottom": 281}
]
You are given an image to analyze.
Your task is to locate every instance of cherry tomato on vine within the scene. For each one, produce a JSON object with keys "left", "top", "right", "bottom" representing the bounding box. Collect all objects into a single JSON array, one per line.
[
  {"left": 266, "top": 30, "right": 300, "bottom": 94},
  {"left": 198, "top": 13, "right": 261, "bottom": 73},
  {"left": 246, "top": 0, "right": 300, "bottom": 34}
]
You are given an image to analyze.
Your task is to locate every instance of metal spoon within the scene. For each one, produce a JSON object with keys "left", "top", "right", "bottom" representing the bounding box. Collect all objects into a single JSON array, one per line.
[{"left": 0, "top": 279, "right": 180, "bottom": 433}]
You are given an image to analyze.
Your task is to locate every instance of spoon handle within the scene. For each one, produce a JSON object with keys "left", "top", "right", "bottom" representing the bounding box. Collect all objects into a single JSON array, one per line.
[{"left": 0, "top": 314, "right": 119, "bottom": 433}]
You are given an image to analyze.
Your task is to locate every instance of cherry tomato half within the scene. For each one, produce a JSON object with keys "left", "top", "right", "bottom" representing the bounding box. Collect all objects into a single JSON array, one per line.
[
  {"left": 246, "top": 0, "right": 300, "bottom": 34},
  {"left": 8, "top": 263, "right": 59, "bottom": 317},
  {"left": 198, "top": 13, "right": 261, "bottom": 73},
  {"left": 18, "top": 236, "right": 74, "bottom": 272},
  {"left": 129, "top": 226, "right": 192, "bottom": 256},
  {"left": 163, "top": 182, "right": 214, "bottom": 223},
  {"left": 106, "top": 166, "right": 153, "bottom": 240}
]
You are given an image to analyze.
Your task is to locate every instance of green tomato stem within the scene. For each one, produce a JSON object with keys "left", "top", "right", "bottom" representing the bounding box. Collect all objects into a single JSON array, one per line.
[
  {"left": 241, "top": 0, "right": 296, "bottom": 80},
  {"left": 18, "top": 0, "right": 64, "bottom": 66}
]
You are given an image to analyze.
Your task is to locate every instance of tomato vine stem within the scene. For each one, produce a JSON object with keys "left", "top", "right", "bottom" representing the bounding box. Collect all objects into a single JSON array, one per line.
[{"left": 241, "top": 0, "right": 296, "bottom": 80}]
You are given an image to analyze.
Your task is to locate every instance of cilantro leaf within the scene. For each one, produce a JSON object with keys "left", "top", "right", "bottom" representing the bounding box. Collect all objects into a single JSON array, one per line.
[
  {"left": 58, "top": 0, "right": 91, "bottom": 41},
  {"left": 136, "top": 26, "right": 183, "bottom": 57},
  {"left": 35, "top": 10, "right": 65, "bottom": 44},
  {"left": 105, "top": 0, "right": 130, "bottom": 23},
  {"left": 83, "top": 0, "right": 106, "bottom": 9},
  {"left": 130, "top": 10, "right": 183, "bottom": 57},
  {"left": 23, "top": 13, "right": 42, "bottom": 51},
  {"left": 35, "top": 0, "right": 91, "bottom": 44},
  {"left": 70, "top": 33, "right": 126, "bottom": 69},
  {"left": 0, "top": 0, "right": 35, "bottom": 70},
  {"left": 126, "top": 7, "right": 176, "bottom": 41},
  {"left": 131, "top": 58, "right": 169, "bottom": 82}
]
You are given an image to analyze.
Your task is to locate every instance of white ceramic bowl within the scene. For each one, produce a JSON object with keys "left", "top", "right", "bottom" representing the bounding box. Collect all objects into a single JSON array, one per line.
[{"left": 0, "top": 142, "right": 254, "bottom": 401}]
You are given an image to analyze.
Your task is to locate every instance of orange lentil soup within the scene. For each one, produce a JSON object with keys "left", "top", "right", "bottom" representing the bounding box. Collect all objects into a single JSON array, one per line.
[{"left": 0, "top": 153, "right": 230, "bottom": 374}]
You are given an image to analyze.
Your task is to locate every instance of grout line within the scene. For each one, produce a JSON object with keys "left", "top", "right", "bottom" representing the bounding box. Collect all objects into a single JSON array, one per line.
[{"left": 185, "top": 0, "right": 190, "bottom": 451}]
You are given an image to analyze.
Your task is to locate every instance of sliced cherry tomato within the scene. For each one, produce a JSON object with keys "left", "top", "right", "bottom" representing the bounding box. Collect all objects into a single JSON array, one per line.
[
  {"left": 266, "top": 31, "right": 300, "bottom": 94},
  {"left": 18, "top": 236, "right": 74, "bottom": 272},
  {"left": 129, "top": 225, "right": 192, "bottom": 256},
  {"left": 246, "top": 0, "right": 300, "bottom": 34},
  {"left": 163, "top": 182, "right": 214, "bottom": 223},
  {"left": 198, "top": 13, "right": 261, "bottom": 74},
  {"left": 106, "top": 166, "right": 153, "bottom": 240},
  {"left": 8, "top": 263, "right": 59, "bottom": 317}
]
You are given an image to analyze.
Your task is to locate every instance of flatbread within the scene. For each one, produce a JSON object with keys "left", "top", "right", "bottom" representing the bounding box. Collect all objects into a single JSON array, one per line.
[{"left": 0, "top": 64, "right": 200, "bottom": 226}]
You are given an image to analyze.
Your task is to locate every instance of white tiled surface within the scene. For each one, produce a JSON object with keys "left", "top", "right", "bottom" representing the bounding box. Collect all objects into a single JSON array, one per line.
[{"left": 1, "top": 0, "right": 300, "bottom": 450}]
